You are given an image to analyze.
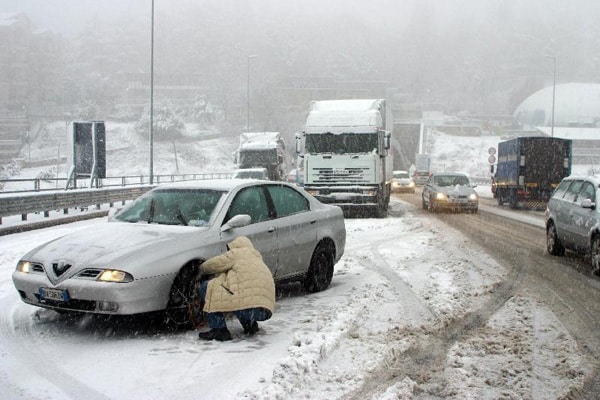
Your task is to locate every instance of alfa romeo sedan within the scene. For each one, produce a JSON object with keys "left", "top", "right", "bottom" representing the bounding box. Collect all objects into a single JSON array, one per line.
[
  {"left": 545, "top": 175, "right": 600, "bottom": 275},
  {"left": 12, "top": 179, "right": 346, "bottom": 323},
  {"left": 422, "top": 172, "right": 479, "bottom": 213}
]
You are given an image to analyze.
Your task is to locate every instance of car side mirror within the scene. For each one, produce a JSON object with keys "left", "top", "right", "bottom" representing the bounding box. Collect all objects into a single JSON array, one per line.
[
  {"left": 581, "top": 198, "right": 595, "bottom": 209},
  {"left": 221, "top": 214, "right": 251, "bottom": 232}
]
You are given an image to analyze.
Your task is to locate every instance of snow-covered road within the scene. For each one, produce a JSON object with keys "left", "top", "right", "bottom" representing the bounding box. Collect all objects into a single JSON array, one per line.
[{"left": 0, "top": 198, "right": 588, "bottom": 399}]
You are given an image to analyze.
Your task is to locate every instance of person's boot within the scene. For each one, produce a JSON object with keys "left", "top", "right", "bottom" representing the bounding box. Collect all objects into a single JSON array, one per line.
[
  {"left": 198, "top": 327, "right": 232, "bottom": 341},
  {"left": 243, "top": 321, "right": 259, "bottom": 335}
]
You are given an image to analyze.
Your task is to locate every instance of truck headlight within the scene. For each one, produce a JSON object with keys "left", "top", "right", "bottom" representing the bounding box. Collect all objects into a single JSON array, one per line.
[{"left": 436, "top": 192, "right": 447, "bottom": 200}]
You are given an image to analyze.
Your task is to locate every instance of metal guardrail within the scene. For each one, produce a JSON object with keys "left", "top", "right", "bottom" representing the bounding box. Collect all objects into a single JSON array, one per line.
[
  {"left": 0, "top": 172, "right": 231, "bottom": 194},
  {"left": 0, "top": 172, "right": 232, "bottom": 224}
]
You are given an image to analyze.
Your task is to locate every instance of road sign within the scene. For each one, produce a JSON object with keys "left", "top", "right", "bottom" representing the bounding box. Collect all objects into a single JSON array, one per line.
[
  {"left": 488, "top": 155, "right": 496, "bottom": 164},
  {"left": 488, "top": 147, "right": 496, "bottom": 155}
]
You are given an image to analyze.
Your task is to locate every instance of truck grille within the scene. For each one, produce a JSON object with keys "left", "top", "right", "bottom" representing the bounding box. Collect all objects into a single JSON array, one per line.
[{"left": 313, "top": 167, "right": 367, "bottom": 183}]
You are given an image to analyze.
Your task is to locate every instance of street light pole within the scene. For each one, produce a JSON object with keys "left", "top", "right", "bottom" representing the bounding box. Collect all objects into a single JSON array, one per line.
[
  {"left": 545, "top": 55, "right": 556, "bottom": 138},
  {"left": 149, "top": 0, "right": 155, "bottom": 184},
  {"left": 247, "top": 55, "right": 257, "bottom": 132}
]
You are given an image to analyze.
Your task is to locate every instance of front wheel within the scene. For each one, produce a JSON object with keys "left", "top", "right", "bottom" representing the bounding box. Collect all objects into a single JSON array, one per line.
[
  {"left": 591, "top": 235, "right": 600, "bottom": 275},
  {"left": 165, "top": 262, "right": 202, "bottom": 327},
  {"left": 547, "top": 222, "right": 565, "bottom": 256},
  {"left": 303, "top": 244, "right": 334, "bottom": 293}
]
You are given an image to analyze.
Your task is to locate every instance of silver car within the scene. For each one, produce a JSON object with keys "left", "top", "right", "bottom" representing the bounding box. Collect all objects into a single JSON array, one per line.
[
  {"left": 12, "top": 179, "right": 346, "bottom": 322},
  {"left": 545, "top": 175, "right": 600, "bottom": 275},
  {"left": 392, "top": 170, "right": 416, "bottom": 193},
  {"left": 422, "top": 172, "right": 479, "bottom": 213}
]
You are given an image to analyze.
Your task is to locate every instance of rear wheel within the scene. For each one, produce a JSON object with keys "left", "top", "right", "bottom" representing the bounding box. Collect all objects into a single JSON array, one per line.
[
  {"left": 591, "top": 235, "right": 600, "bottom": 275},
  {"left": 547, "top": 222, "right": 565, "bottom": 256},
  {"left": 303, "top": 243, "right": 334, "bottom": 293}
]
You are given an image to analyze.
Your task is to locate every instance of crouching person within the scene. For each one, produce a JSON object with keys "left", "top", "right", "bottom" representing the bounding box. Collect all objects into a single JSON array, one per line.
[{"left": 198, "top": 236, "right": 275, "bottom": 342}]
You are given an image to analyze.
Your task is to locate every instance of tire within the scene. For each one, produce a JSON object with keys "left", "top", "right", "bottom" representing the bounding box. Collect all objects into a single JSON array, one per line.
[
  {"left": 591, "top": 234, "right": 600, "bottom": 276},
  {"left": 165, "top": 262, "right": 202, "bottom": 327},
  {"left": 427, "top": 196, "right": 436, "bottom": 213},
  {"left": 422, "top": 196, "right": 427, "bottom": 210},
  {"left": 303, "top": 243, "right": 334, "bottom": 293},
  {"left": 547, "top": 222, "right": 565, "bottom": 256}
]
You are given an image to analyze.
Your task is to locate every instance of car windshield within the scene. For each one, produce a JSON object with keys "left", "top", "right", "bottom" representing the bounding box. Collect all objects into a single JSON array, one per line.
[
  {"left": 434, "top": 175, "right": 470, "bottom": 187},
  {"left": 114, "top": 188, "right": 226, "bottom": 226},
  {"left": 394, "top": 172, "right": 409, "bottom": 179}
]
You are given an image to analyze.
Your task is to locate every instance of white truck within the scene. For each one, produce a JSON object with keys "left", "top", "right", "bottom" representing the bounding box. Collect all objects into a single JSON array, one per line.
[
  {"left": 295, "top": 99, "right": 393, "bottom": 217},
  {"left": 235, "top": 132, "right": 287, "bottom": 181}
]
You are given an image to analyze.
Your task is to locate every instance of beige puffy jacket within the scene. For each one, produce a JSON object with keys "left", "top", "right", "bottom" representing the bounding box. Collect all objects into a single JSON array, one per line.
[{"left": 201, "top": 236, "right": 275, "bottom": 314}]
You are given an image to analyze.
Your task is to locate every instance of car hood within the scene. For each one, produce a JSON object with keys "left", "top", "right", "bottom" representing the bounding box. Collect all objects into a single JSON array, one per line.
[
  {"left": 436, "top": 185, "right": 476, "bottom": 195},
  {"left": 23, "top": 222, "right": 208, "bottom": 269}
]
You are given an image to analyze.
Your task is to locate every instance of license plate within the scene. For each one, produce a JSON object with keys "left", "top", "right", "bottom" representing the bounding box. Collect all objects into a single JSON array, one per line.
[{"left": 39, "top": 287, "right": 69, "bottom": 302}]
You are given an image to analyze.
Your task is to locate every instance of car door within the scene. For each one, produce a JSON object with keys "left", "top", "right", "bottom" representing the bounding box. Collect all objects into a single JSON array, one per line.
[
  {"left": 570, "top": 181, "right": 597, "bottom": 251},
  {"left": 559, "top": 180, "right": 584, "bottom": 247},
  {"left": 264, "top": 184, "right": 317, "bottom": 280},
  {"left": 219, "top": 185, "right": 279, "bottom": 274}
]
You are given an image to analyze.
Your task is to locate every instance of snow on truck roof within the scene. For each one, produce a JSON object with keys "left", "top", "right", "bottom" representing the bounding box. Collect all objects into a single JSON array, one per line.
[
  {"left": 239, "top": 132, "right": 284, "bottom": 149},
  {"left": 305, "top": 99, "right": 384, "bottom": 133}
]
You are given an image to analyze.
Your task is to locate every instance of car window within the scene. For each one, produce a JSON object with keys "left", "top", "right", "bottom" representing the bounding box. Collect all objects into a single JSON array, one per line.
[
  {"left": 563, "top": 180, "right": 583, "bottom": 202},
  {"left": 578, "top": 181, "right": 596, "bottom": 203},
  {"left": 266, "top": 184, "right": 309, "bottom": 217},
  {"left": 226, "top": 186, "right": 270, "bottom": 224},
  {"left": 552, "top": 179, "right": 572, "bottom": 199}
]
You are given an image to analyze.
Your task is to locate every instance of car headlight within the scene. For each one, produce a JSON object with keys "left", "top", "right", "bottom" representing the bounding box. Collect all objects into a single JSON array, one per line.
[
  {"left": 409, "top": 182, "right": 415, "bottom": 187},
  {"left": 16, "top": 260, "right": 32, "bottom": 273},
  {"left": 436, "top": 192, "right": 447, "bottom": 200},
  {"left": 469, "top": 193, "right": 478, "bottom": 201},
  {"left": 98, "top": 270, "right": 134, "bottom": 283}
]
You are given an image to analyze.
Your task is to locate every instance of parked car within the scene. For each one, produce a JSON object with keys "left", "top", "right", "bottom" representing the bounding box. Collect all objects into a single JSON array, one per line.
[
  {"left": 422, "top": 172, "right": 479, "bottom": 213},
  {"left": 392, "top": 170, "right": 415, "bottom": 193},
  {"left": 413, "top": 170, "right": 431, "bottom": 186},
  {"left": 545, "top": 175, "right": 600, "bottom": 275},
  {"left": 12, "top": 179, "right": 346, "bottom": 323},
  {"left": 231, "top": 167, "right": 269, "bottom": 180}
]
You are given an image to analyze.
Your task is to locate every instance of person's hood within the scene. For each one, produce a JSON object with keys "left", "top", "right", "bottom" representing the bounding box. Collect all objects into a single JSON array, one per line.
[{"left": 227, "top": 236, "right": 254, "bottom": 250}]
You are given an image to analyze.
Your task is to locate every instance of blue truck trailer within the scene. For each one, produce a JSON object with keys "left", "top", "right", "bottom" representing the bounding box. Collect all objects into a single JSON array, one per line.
[{"left": 492, "top": 136, "right": 572, "bottom": 208}]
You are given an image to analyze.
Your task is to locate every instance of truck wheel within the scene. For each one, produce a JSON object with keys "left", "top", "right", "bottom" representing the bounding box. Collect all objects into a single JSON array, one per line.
[
  {"left": 547, "top": 222, "right": 565, "bottom": 256},
  {"left": 591, "top": 234, "right": 600, "bottom": 275},
  {"left": 303, "top": 243, "right": 334, "bottom": 293}
]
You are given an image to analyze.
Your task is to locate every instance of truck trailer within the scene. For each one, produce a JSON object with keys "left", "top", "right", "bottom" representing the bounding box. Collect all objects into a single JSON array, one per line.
[
  {"left": 235, "top": 132, "right": 286, "bottom": 181},
  {"left": 493, "top": 136, "right": 572, "bottom": 208},
  {"left": 295, "top": 99, "right": 393, "bottom": 217}
]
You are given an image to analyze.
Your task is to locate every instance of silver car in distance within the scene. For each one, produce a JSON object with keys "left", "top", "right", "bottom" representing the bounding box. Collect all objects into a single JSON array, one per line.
[{"left": 12, "top": 179, "right": 346, "bottom": 323}]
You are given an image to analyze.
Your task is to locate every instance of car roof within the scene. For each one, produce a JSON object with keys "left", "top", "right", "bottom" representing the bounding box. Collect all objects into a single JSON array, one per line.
[
  {"left": 393, "top": 170, "right": 409, "bottom": 174},
  {"left": 233, "top": 167, "right": 268, "bottom": 173},
  {"left": 562, "top": 175, "right": 600, "bottom": 186},
  {"left": 153, "top": 178, "right": 297, "bottom": 192},
  {"left": 153, "top": 179, "right": 254, "bottom": 191}
]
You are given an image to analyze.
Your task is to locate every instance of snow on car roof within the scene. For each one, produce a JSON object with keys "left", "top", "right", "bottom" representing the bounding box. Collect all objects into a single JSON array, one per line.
[{"left": 153, "top": 179, "right": 244, "bottom": 191}]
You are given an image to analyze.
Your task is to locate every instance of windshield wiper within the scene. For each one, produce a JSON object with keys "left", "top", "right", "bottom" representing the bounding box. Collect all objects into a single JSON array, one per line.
[{"left": 175, "top": 208, "right": 188, "bottom": 226}]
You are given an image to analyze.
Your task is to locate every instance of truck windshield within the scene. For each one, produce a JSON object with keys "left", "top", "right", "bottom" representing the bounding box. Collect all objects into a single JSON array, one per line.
[{"left": 305, "top": 133, "right": 378, "bottom": 154}]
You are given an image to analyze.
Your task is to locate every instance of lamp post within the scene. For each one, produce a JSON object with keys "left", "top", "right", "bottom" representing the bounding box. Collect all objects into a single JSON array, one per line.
[
  {"left": 149, "top": 0, "right": 155, "bottom": 184},
  {"left": 247, "top": 54, "right": 257, "bottom": 132},
  {"left": 545, "top": 55, "right": 556, "bottom": 138}
]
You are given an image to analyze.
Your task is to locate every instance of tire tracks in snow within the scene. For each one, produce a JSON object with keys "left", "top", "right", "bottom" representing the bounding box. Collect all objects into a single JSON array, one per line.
[{"left": 345, "top": 202, "right": 529, "bottom": 399}]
